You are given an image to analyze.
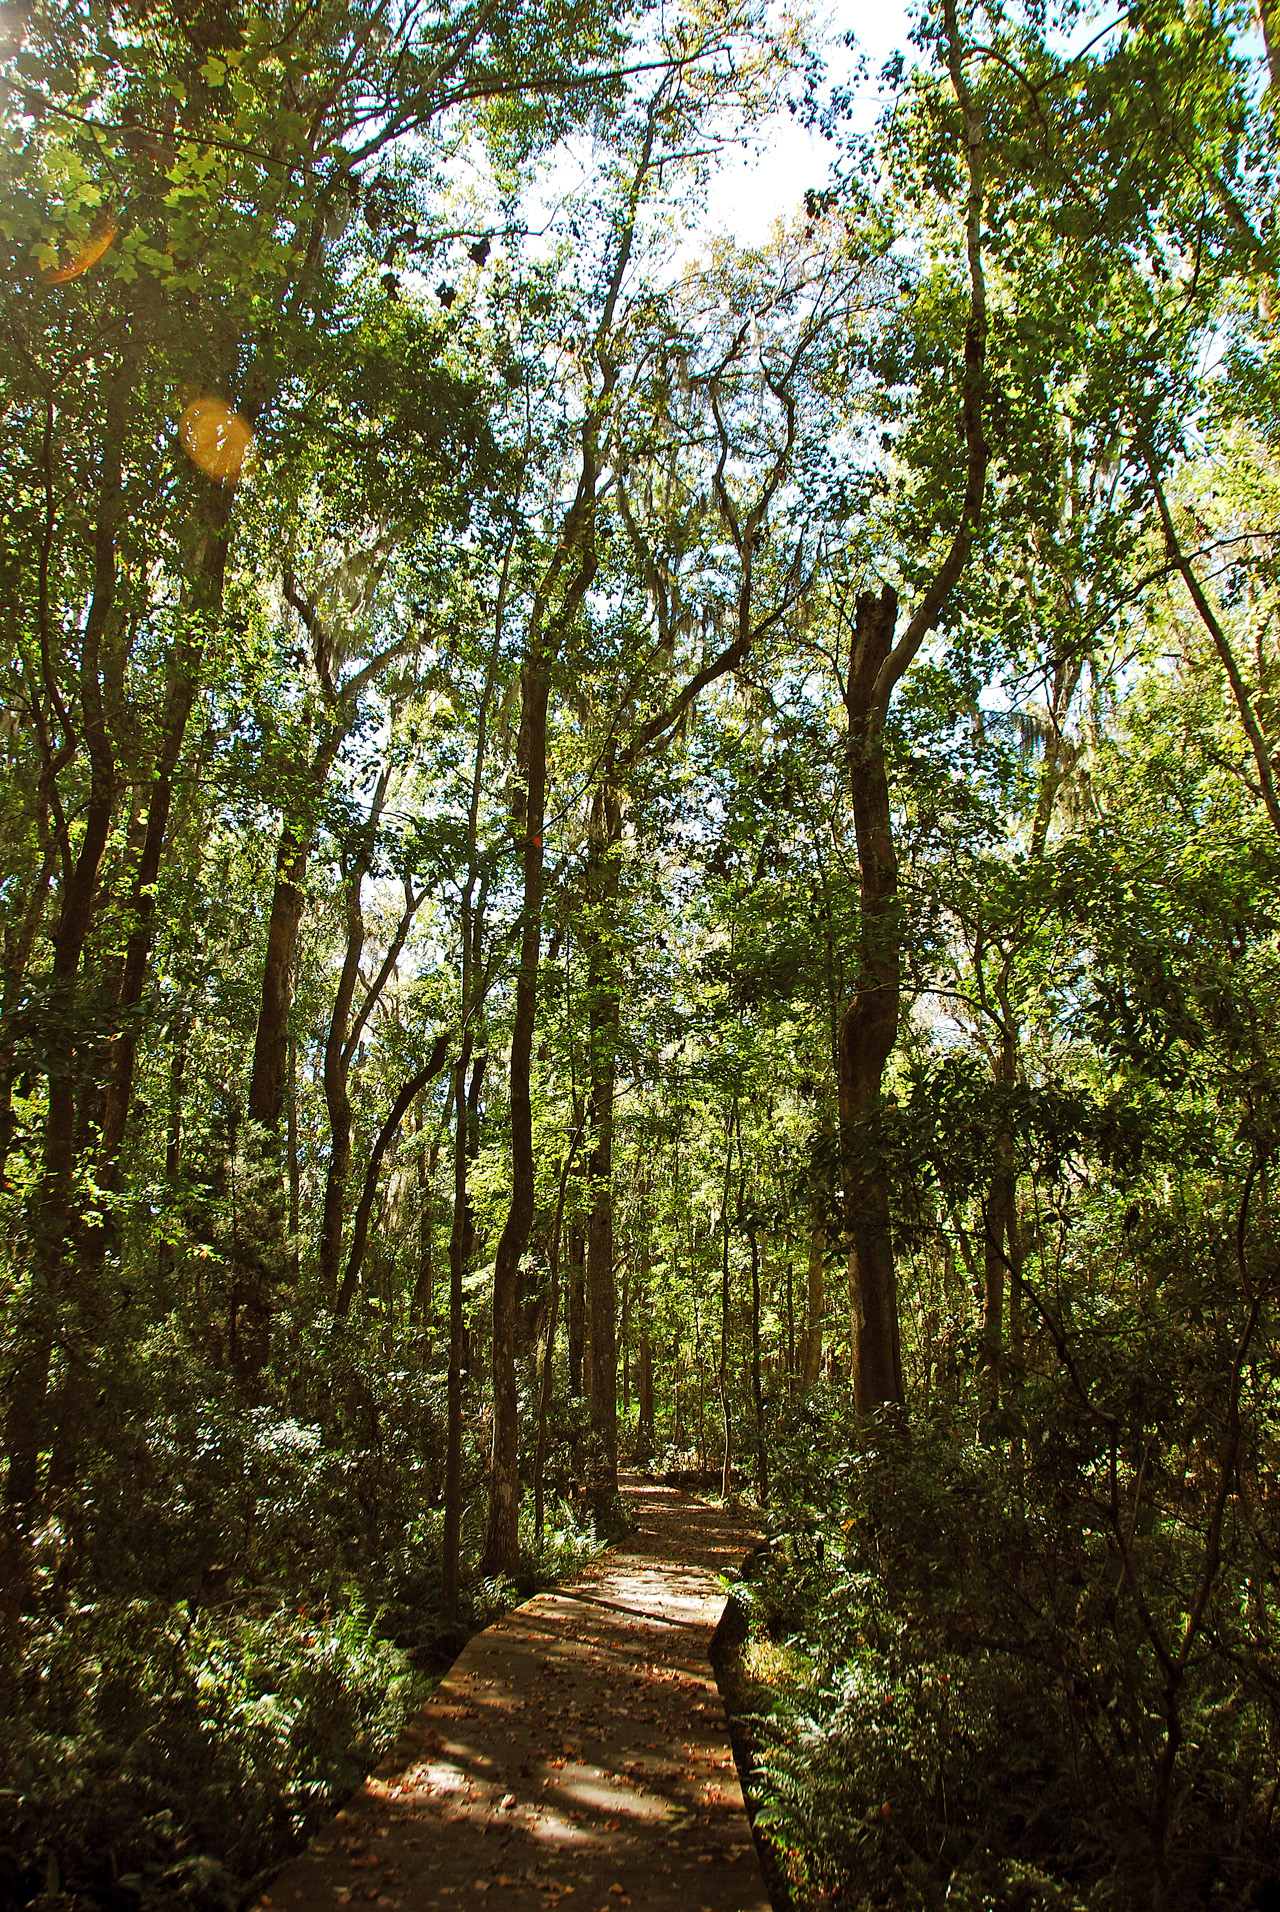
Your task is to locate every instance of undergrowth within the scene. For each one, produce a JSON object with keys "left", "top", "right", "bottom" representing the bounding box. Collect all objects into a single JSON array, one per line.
[
  {"left": 0, "top": 1328, "right": 603, "bottom": 1912},
  {"left": 735, "top": 1388, "right": 1280, "bottom": 1912}
]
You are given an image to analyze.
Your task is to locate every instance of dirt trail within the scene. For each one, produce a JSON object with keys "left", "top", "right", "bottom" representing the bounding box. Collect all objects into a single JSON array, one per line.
[{"left": 254, "top": 1478, "right": 769, "bottom": 1912}]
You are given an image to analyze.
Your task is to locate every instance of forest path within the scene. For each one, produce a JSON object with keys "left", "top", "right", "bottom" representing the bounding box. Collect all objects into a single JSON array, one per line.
[{"left": 255, "top": 1478, "right": 770, "bottom": 1912}]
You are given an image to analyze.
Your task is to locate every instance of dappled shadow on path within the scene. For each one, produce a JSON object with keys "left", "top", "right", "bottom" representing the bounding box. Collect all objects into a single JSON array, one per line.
[{"left": 254, "top": 1479, "right": 769, "bottom": 1912}]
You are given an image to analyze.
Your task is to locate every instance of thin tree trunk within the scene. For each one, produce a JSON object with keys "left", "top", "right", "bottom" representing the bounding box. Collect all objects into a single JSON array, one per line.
[
  {"left": 637, "top": 1310, "right": 655, "bottom": 1461},
  {"left": 749, "top": 1220, "right": 767, "bottom": 1503},
  {"left": 620, "top": 1259, "right": 631, "bottom": 1416},
  {"left": 584, "top": 783, "right": 622, "bottom": 1512},
  {"left": 317, "top": 773, "right": 389, "bottom": 1304},
  {"left": 534, "top": 1132, "right": 582, "bottom": 1548},
  {"left": 157, "top": 1015, "right": 187, "bottom": 1289},
  {"left": 980, "top": 1022, "right": 1016, "bottom": 1422},
  {"left": 734, "top": 1112, "right": 765, "bottom": 1501},
  {"left": 481, "top": 110, "right": 660, "bottom": 1574},
  {"left": 481, "top": 645, "right": 552, "bottom": 1573},
  {"left": 334, "top": 1034, "right": 449, "bottom": 1316},
  {"left": 411, "top": 1084, "right": 454, "bottom": 1337},
  {"left": 718, "top": 1103, "right": 735, "bottom": 1499},
  {"left": 442, "top": 1047, "right": 484, "bottom": 1624},
  {"left": 287, "top": 1030, "right": 300, "bottom": 1258},
  {"left": 568, "top": 1222, "right": 586, "bottom": 1396},
  {"left": 801, "top": 1216, "right": 825, "bottom": 1385},
  {"left": 481, "top": 485, "right": 600, "bottom": 1571},
  {"left": 1146, "top": 455, "right": 1280, "bottom": 838}
]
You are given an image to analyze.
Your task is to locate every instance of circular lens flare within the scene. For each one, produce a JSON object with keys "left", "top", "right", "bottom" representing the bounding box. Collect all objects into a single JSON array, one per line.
[
  {"left": 178, "top": 398, "right": 254, "bottom": 484},
  {"left": 40, "top": 216, "right": 118, "bottom": 285}
]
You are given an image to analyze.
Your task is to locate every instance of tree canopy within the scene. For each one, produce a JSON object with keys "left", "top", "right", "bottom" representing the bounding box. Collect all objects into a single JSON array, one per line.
[{"left": 4, "top": 0, "right": 1280, "bottom": 1906}]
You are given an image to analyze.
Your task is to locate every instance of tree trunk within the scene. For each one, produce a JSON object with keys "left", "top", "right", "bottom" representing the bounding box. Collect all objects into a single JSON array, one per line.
[
  {"left": 480, "top": 641, "right": 554, "bottom": 1575},
  {"left": 248, "top": 826, "right": 313, "bottom": 1133},
  {"left": 637, "top": 1309, "right": 655, "bottom": 1461},
  {"left": 584, "top": 783, "right": 622, "bottom": 1512},
  {"left": 442, "top": 1048, "right": 485, "bottom": 1622},
  {"left": 534, "top": 1135, "right": 580, "bottom": 1547},
  {"left": 286, "top": 1031, "right": 300, "bottom": 1259},
  {"left": 96, "top": 569, "right": 224, "bottom": 1180},
  {"left": 318, "top": 781, "right": 388, "bottom": 1306},
  {"left": 718, "top": 1107, "right": 735, "bottom": 1498},
  {"left": 981, "top": 1148, "right": 1013, "bottom": 1419},
  {"left": 411, "top": 1089, "right": 453, "bottom": 1338},
  {"left": 834, "top": 8, "right": 988, "bottom": 1417},
  {"left": 233, "top": 725, "right": 345, "bottom": 1383},
  {"left": 568, "top": 1222, "right": 586, "bottom": 1396},
  {"left": 837, "top": 586, "right": 906, "bottom": 1415},
  {"left": 334, "top": 1035, "right": 449, "bottom": 1316},
  {"left": 748, "top": 1221, "right": 767, "bottom": 1503},
  {"left": 801, "top": 1216, "right": 825, "bottom": 1385},
  {"left": 7, "top": 349, "right": 132, "bottom": 1513},
  {"left": 479, "top": 119, "right": 656, "bottom": 1566}
]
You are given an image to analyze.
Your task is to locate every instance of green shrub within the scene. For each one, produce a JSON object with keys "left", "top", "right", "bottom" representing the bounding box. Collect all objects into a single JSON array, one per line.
[{"left": 743, "top": 1397, "right": 1280, "bottom": 1912}]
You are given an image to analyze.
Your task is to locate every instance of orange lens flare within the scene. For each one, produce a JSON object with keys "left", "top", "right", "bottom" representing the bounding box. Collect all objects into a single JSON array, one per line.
[
  {"left": 39, "top": 217, "right": 118, "bottom": 285},
  {"left": 178, "top": 399, "right": 254, "bottom": 484}
]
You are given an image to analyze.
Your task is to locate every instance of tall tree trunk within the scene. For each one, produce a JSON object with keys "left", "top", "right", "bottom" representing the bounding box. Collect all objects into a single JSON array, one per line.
[
  {"left": 568, "top": 1221, "right": 586, "bottom": 1396},
  {"left": 637, "top": 1227, "right": 655, "bottom": 1461},
  {"left": 480, "top": 646, "right": 553, "bottom": 1575},
  {"left": 718, "top": 1105, "right": 735, "bottom": 1498},
  {"left": 480, "top": 111, "right": 655, "bottom": 1571},
  {"left": 442, "top": 1048, "right": 484, "bottom": 1624},
  {"left": 6, "top": 349, "right": 132, "bottom": 1513},
  {"left": 234, "top": 726, "right": 344, "bottom": 1386},
  {"left": 800, "top": 1216, "right": 825, "bottom": 1384},
  {"left": 411, "top": 1088, "right": 453, "bottom": 1338},
  {"left": 838, "top": 586, "right": 906, "bottom": 1415},
  {"left": 981, "top": 1028, "right": 1017, "bottom": 1420},
  {"left": 584, "top": 782, "right": 622, "bottom": 1512},
  {"left": 748, "top": 1220, "right": 767, "bottom": 1504},
  {"left": 318, "top": 773, "right": 388, "bottom": 1305},
  {"left": 156, "top": 1014, "right": 187, "bottom": 1290},
  {"left": 638, "top": 1332, "right": 655, "bottom": 1450},
  {"left": 96, "top": 548, "right": 226, "bottom": 1180},
  {"left": 834, "top": 0, "right": 987, "bottom": 1418},
  {"left": 534, "top": 1134, "right": 581, "bottom": 1548},
  {"left": 248, "top": 820, "right": 317, "bottom": 1133},
  {"left": 636, "top": 1186, "right": 655, "bottom": 1455},
  {"left": 287, "top": 1031, "right": 301, "bottom": 1258}
]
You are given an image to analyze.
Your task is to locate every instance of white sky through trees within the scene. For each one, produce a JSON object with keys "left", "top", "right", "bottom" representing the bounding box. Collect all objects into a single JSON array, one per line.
[{"left": 703, "top": 1, "right": 913, "bottom": 244}]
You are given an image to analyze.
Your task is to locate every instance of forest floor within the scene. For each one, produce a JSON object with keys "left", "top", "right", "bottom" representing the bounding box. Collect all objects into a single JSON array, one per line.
[{"left": 250, "top": 1478, "right": 771, "bottom": 1912}]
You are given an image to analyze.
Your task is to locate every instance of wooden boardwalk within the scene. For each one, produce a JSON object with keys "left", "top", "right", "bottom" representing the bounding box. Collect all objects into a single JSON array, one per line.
[{"left": 255, "top": 1480, "right": 770, "bottom": 1912}]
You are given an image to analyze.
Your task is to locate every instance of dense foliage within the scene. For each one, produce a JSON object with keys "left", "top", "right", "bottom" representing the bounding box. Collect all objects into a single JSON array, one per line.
[{"left": 4, "top": 0, "right": 1280, "bottom": 1906}]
